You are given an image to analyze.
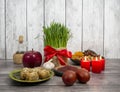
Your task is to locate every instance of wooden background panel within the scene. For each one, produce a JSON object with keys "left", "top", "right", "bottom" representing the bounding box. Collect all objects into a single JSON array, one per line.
[
  {"left": 104, "top": 0, "right": 120, "bottom": 58},
  {"left": 45, "top": 0, "right": 65, "bottom": 25},
  {"left": 83, "top": 0, "right": 104, "bottom": 56},
  {"left": 6, "top": 0, "right": 26, "bottom": 59},
  {"left": 27, "top": 0, "right": 44, "bottom": 55},
  {"left": 0, "top": 0, "right": 5, "bottom": 59},
  {"left": 66, "top": 0, "right": 82, "bottom": 53},
  {"left": 0, "top": 0, "right": 120, "bottom": 59}
]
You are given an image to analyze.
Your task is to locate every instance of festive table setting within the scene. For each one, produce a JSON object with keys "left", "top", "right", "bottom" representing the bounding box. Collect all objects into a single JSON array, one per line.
[{"left": 0, "top": 22, "right": 120, "bottom": 92}]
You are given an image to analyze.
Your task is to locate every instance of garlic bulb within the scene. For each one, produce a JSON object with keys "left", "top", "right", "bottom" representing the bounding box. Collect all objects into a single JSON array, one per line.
[{"left": 43, "top": 59, "right": 55, "bottom": 69}]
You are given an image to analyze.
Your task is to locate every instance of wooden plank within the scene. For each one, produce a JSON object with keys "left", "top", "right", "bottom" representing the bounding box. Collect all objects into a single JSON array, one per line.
[
  {"left": 83, "top": 0, "right": 104, "bottom": 56},
  {"left": 45, "top": 0, "right": 65, "bottom": 25},
  {"left": 6, "top": 0, "right": 26, "bottom": 59},
  {"left": 0, "top": 0, "right": 5, "bottom": 59},
  {"left": 104, "top": 0, "right": 120, "bottom": 58},
  {"left": 0, "top": 85, "right": 120, "bottom": 92},
  {"left": 66, "top": 0, "right": 82, "bottom": 53},
  {"left": 27, "top": 0, "right": 44, "bottom": 55}
]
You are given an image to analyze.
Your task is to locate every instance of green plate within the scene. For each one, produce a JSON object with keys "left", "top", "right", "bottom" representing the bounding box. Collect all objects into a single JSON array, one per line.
[
  {"left": 70, "top": 58, "right": 81, "bottom": 65},
  {"left": 52, "top": 69, "right": 63, "bottom": 77},
  {"left": 9, "top": 69, "right": 54, "bottom": 83}
]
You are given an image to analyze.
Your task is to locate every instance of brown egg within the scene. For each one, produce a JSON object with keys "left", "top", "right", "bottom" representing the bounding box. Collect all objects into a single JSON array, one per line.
[
  {"left": 76, "top": 68, "right": 90, "bottom": 83},
  {"left": 62, "top": 70, "right": 77, "bottom": 86}
]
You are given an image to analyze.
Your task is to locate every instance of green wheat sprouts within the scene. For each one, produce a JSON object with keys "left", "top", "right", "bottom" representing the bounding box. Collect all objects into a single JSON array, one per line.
[{"left": 43, "top": 22, "right": 71, "bottom": 48}]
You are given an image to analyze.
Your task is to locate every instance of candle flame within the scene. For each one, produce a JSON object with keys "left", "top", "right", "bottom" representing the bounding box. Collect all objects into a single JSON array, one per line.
[
  {"left": 84, "top": 56, "right": 87, "bottom": 61},
  {"left": 100, "top": 56, "right": 102, "bottom": 60},
  {"left": 95, "top": 57, "right": 98, "bottom": 61}
]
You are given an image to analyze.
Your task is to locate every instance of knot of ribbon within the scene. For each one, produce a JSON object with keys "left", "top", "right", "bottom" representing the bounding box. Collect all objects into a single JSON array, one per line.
[{"left": 44, "top": 46, "right": 72, "bottom": 65}]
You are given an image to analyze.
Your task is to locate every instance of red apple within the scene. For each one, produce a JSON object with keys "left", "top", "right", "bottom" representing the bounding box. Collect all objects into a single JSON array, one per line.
[{"left": 22, "top": 49, "right": 42, "bottom": 68}]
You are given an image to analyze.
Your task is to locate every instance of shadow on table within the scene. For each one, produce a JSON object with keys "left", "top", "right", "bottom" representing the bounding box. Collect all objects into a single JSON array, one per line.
[{"left": 9, "top": 78, "right": 50, "bottom": 86}]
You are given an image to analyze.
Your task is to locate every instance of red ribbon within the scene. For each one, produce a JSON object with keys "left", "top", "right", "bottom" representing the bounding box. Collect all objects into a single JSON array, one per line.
[{"left": 44, "top": 46, "right": 72, "bottom": 65}]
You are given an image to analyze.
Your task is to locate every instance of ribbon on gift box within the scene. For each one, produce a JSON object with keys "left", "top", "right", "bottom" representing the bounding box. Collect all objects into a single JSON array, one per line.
[{"left": 44, "top": 46, "right": 72, "bottom": 65}]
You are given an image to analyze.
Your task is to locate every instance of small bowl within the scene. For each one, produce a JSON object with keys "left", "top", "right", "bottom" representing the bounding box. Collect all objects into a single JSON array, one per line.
[{"left": 70, "top": 59, "right": 81, "bottom": 65}]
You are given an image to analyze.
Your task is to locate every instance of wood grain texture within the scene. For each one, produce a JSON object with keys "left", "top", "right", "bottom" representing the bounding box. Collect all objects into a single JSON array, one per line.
[
  {"left": 83, "top": 0, "right": 104, "bottom": 56},
  {"left": 0, "top": 59, "right": 120, "bottom": 92},
  {"left": 66, "top": 0, "right": 82, "bottom": 53},
  {"left": 27, "top": 0, "right": 44, "bottom": 55},
  {"left": 6, "top": 0, "right": 26, "bottom": 59},
  {"left": 0, "top": 0, "right": 5, "bottom": 59},
  {"left": 104, "top": 0, "right": 120, "bottom": 58},
  {"left": 1, "top": 0, "right": 120, "bottom": 59},
  {"left": 45, "top": 0, "right": 65, "bottom": 25}
]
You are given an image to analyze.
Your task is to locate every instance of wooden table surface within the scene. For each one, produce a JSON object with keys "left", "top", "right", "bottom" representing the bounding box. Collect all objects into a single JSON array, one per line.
[{"left": 0, "top": 59, "right": 120, "bottom": 92}]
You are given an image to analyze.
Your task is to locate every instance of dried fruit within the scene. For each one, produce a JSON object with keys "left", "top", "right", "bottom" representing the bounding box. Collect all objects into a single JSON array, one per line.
[
  {"left": 72, "top": 51, "right": 84, "bottom": 60},
  {"left": 84, "top": 49, "right": 98, "bottom": 57},
  {"left": 57, "top": 65, "right": 79, "bottom": 73}
]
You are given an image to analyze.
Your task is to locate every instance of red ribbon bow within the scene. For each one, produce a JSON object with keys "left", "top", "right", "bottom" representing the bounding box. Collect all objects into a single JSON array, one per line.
[{"left": 44, "top": 46, "right": 72, "bottom": 65}]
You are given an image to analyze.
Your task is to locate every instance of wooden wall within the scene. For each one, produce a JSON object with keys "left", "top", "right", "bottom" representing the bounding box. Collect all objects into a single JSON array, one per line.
[{"left": 0, "top": 0, "right": 120, "bottom": 59}]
